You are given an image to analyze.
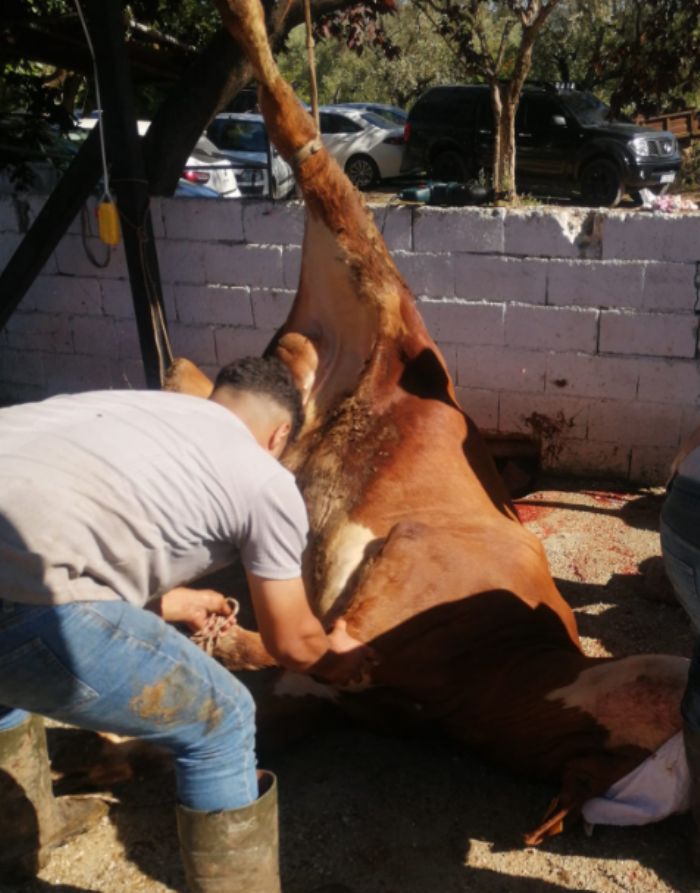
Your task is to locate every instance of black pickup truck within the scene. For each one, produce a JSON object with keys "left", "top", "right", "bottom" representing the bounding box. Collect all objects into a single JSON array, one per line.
[{"left": 401, "top": 84, "right": 682, "bottom": 206}]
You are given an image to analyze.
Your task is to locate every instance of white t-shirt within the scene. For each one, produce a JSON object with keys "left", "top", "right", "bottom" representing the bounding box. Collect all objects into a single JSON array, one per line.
[{"left": 0, "top": 390, "right": 309, "bottom": 607}]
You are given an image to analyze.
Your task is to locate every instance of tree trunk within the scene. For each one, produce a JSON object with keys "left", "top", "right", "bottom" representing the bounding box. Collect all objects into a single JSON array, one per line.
[
  {"left": 487, "top": 2, "right": 565, "bottom": 204},
  {"left": 494, "top": 87, "right": 517, "bottom": 202}
]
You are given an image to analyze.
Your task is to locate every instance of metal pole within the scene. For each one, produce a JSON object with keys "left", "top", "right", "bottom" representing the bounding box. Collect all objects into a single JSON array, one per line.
[
  {"left": 0, "top": 128, "right": 102, "bottom": 332},
  {"left": 83, "top": 0, "right": 171, "bottom": 388}
]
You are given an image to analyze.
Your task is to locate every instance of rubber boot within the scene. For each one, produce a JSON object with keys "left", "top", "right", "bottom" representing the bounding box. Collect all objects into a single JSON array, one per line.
[
  {"left": 684, "top": 723, "right": 700, "bottom": 869},
  {"left": 0, "top": 714, "right": 108, "bottom": 882},
  {"left": 176, "top": 770, "right": 281, "bottom": 893}
]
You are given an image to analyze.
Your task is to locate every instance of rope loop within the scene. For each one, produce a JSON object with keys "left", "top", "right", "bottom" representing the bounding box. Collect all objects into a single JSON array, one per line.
[
  {"left": 291, "top": 136, "right": 324, "bottom": 171},
  {"left": 192, "top": 597, "right": 240, "bottom": 656}
]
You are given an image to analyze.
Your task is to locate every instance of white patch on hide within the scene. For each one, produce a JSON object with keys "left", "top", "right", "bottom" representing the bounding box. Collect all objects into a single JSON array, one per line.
[
  {"left": 546, "top": 654, "right": 689, "bottom": 750},
  {"left": 546, "top": 655, "right": 689, "bottom": 708},
  {"left": 273, "top": 672, "right": 339, "bottom": 702},
  {"left": 318, "top": 521, "right": 379, "bottom": 615}
]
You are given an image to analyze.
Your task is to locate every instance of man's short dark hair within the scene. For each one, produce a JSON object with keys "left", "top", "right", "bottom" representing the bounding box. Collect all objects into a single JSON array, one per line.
[{"left": 214, "top": 356, "right": 304, "bottom": 440}]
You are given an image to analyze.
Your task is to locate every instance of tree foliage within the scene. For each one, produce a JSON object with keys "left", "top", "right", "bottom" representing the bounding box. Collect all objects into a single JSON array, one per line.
[
  {"left": 0, "top": 0, "right": 220, "bottom": 122},
  {"left": 279, "top": 3, "right": 457, "bottom": 106},
  {"left": 531, "top": 0, "right": 700, "bottom": 115}
]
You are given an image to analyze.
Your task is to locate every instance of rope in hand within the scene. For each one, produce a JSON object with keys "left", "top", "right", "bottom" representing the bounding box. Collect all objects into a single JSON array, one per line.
[{"left": 191, "top": 597, "right": 240, "bottom": 656}]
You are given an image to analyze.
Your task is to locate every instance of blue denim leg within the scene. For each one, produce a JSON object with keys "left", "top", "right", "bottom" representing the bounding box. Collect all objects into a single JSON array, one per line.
[
  {"left": 660, "top": 518, "right": 700, "bottom": 732},
  {"left": 0, "top": 599, "right": 258, "bottom": 811},
  {"left": 0, "top": 707, "right": 29, "bottom": 731}
]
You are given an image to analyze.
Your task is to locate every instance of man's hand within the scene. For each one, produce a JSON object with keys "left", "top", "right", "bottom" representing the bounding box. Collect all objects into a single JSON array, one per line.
[
  {"left": 325, "top": 617, "right": 364, "bottom": 654},
  {"left": 246, "top": 574, "right": 377, "bottom": 684},
  {"left": 149, "top": 587, "right": 236, "bottom": 633},
  {"left": 312, "top": 618, "right": 378, "bottom": 688}
]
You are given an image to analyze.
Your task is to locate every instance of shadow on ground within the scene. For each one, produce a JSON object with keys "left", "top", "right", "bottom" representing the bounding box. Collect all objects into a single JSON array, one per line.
[{"left": 5, "top": 711, "right": 690, "bottom": 893}]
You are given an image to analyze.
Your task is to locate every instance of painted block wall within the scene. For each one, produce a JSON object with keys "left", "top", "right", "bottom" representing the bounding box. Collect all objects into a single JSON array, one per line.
[{"left": 1, "top": 195, "right": 699, "bottom": 484}]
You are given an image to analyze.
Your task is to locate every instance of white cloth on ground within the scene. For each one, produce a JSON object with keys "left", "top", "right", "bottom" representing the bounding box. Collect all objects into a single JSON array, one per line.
[{"left": 582, "top": 731, "right": 690, "bottom": 826}]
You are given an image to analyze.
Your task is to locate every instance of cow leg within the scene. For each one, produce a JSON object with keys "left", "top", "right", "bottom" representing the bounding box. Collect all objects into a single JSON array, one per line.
[
  {"left": 49, "top": 728, "right": 171, "bottom": 793},
  {"left": 214, "top": 0, "right": 436, "bottom": 424}
]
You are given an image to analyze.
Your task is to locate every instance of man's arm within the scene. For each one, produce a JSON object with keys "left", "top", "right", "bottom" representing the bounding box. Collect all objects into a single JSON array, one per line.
[{"left": 246, "top": 573, "right": 373, "bottom": 686}]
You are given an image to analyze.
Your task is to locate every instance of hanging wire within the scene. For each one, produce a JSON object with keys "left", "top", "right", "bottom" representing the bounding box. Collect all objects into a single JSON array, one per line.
[
  {"left": 303, "top": 0, "right": 320, "bottom": 129},
  {"left": 73, "top": 0, "right": 113, "bottom": 205},
  {"left": 70, "top": 0, "right": 174, "bottom": 382}
]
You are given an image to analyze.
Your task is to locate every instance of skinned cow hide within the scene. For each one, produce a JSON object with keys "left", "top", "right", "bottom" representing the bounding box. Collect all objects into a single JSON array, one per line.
[{"left": 166, "top": 0, "right": 689, "bottom": 844}]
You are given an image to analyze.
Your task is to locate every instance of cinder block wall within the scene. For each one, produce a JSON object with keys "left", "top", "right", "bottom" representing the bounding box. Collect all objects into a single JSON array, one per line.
[{"left": 1, "top": 195, "right": 699, "bottom": 484}]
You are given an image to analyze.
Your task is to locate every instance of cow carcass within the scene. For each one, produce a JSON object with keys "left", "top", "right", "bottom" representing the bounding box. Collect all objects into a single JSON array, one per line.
[{"left": 166, "top": 0, "right": 689, "bottom": 844}]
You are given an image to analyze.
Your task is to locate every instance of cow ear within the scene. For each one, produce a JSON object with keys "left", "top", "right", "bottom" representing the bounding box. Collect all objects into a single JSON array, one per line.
[{"left": 163, "top": 358, "right": 214, "bottom": 398}]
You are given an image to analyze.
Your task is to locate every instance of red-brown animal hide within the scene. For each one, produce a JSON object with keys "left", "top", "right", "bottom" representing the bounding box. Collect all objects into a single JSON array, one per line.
[{"left": 166, "top": 0, "right": 688, "bottom": 845}]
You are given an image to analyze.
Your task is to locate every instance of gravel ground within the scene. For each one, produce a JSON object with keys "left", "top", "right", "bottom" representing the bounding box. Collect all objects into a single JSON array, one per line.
[{"left": 2, "top": 476, "right": 697, "bottom": 893}]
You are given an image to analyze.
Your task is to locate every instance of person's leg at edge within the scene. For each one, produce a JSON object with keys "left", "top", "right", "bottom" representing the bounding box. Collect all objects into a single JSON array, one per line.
[
  {"left": 661, "top": 514, "right": 700, "bottom": 868},
  {"left": 682, "top": 638, "right": 700, "bottom": 868},
  {"left": 0, "top": 706, "right": 30, "bottom": 730}
]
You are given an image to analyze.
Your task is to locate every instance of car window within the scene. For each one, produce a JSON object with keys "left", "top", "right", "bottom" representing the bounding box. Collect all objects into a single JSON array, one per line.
[
  {"left": 559, "top": 92, "right": 610, "bottom": 125},
  {"left": 211, "top": 120, "right": 268, "bottom": 152},
  {"left": 195, "top": 134, "right": 226, "bottom": 157},
  {"left": 476, "top": 97, "right": 494, "bottom": 133},
  {"left": 371, "top": 108, "right": 407, "bottom": 126},
  {"left": 520, "top": 97, "right": 567, "bottom": 134},
  {"left": 320, "top": 113, "right": 362, "bottom": 134},
  {"left": 360, "top": 111, "right": 395, "bottom": 130},
  {"left": 416, "top": 89, "right": 479, "bottom": 124},
  {"left": 319, "top": 113, "right": 335, "bottom": 133}
]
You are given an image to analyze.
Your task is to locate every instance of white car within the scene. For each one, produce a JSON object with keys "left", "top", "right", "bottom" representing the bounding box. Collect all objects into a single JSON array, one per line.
[
  {"left": 336, "top": 102, "right": 408, "bottom": 128},
  {"left": 318, "top": 105, "right": 406, "bottom": 189},
  {"left": 206, "top": 113, "right": 296, "bottom": 199},
  {"left": 79, "top": 117, "right": 241, "bottom": 199}
]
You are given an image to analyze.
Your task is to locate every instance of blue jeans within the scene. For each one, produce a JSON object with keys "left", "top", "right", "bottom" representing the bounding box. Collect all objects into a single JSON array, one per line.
[
  {"left": 0, "top": 599, "right": 258, "bottom": 812},
  {"left": 661, "top": 502, "right": 700, "bottom": 732}
]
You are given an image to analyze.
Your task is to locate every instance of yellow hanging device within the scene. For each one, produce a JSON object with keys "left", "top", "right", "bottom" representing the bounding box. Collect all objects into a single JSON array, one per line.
[{"left": 97, "top": 199, "right": 120, "bottom": 246}]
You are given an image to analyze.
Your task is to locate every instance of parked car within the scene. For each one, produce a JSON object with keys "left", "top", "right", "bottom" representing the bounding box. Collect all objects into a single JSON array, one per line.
[
  {"left": 318, "top": 105, "right": 406, "bottom": 189},
  {"left": 336, "top": 102, "right": 408, "bottom": 127},
  {"left": 79, "top": 117, "right": 241, "bottom": 198},
  {"left": 401, "top": 83, "right": 682, "bottom": 206},
  {"left": 174, "top": 178, "right": 225, "bottom": 199},
  {"left": 181, "top": 133, "right": 242, "bottom": 198},
  {"left": 206, "top": 113, "right": 295, "bottom": 199},
  {"left": 223, "top": 88, "right": 259, "bottom": 114}
]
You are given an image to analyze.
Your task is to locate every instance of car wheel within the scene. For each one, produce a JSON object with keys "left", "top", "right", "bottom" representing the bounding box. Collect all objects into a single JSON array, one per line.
[
  {"left": 430, "top": 149, "right": 469, "bottom": 183},
  {"left": 580, "top": 158, "right": 624, "bottom": 207},
  {"left": 345, "top": 155, "right": 379, "bottom": 190}
]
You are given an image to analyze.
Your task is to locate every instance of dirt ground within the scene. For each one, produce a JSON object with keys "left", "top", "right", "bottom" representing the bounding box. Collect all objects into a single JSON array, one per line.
[{"left": 2, "top": 475, "right": 698, "bottom": 893}]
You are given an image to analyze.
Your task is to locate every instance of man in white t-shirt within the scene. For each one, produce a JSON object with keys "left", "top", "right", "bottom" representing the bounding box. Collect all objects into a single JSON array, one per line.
[{"left": 0, "top": 356, "right": 370, "bottom": 893}]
